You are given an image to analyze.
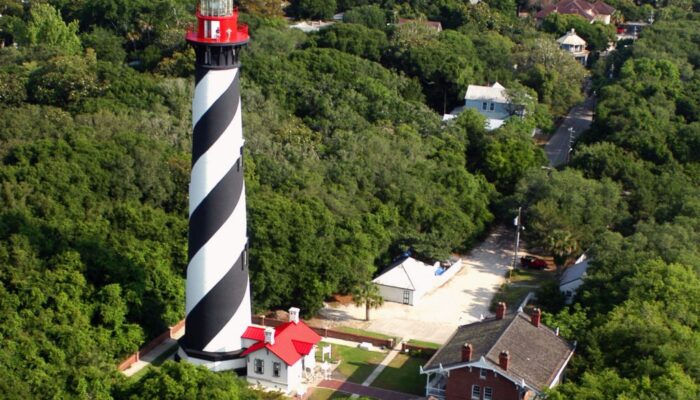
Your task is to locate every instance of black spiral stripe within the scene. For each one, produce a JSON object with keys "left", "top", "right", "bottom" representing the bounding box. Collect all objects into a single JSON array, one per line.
[{"left": 183, "top": 65, "right": 248, "bottom": 354}]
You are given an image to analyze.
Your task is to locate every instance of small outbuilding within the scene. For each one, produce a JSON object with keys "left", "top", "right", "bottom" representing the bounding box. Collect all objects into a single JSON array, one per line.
[
  {"left": 373, "top": 256, "right": 462, "bottom": 306},
  {"left": 559, "top": 257, "right": 590, "bottom": 303}
]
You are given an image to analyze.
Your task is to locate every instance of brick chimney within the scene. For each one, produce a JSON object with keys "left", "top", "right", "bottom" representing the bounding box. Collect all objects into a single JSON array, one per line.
[
  {"left": 496, "top": 302, "right": 506, "bottom": 320},
  {"left": 462, "top": 343, "right": 473, "bottom": 362},
  {"left": 264, "top": 327, "right": 275, "bottom": 345},
  {"left": 531, "top": 308, "right": 542, "bottom": 327},
  {"left": 499, "top": 350, "right": 510, "bottom": 371}
]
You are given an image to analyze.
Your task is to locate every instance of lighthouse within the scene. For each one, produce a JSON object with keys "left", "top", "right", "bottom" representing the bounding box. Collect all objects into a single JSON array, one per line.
[{"left": 178, "top": 0, "right": 251, "bottom": 371}]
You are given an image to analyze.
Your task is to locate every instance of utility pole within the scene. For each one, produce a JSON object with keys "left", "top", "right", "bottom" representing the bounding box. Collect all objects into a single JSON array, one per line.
[
  {"left": 511, "top": 206, "right": 522, "bottom": 279},
  {"left": 567, "top": 126, "right": 575, "bottom": 164}
]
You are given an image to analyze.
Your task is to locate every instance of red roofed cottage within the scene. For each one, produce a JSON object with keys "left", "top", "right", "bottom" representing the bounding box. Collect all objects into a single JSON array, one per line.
[{"left": 241, "top": 307, "right": 321, "bottom": 393}]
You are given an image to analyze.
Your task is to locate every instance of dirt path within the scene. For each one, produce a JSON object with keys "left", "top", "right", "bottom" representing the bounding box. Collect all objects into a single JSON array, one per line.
[{"left": 316, "top": 226, "right": 517, "bottom": 343}]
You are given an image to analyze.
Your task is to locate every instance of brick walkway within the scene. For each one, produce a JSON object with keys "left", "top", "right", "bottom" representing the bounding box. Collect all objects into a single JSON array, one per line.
[{"left": 317, "top": 380, "right": 416, "bottom": 400}]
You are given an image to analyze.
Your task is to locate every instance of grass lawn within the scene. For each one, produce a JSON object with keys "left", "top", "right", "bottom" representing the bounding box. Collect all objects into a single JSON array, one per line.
[
  {"left": 407, "top": 339, "right": 441, "bottom": 349},
  {"left": 371, "top": 353, "right": 429, "bottom": 395},
  {"left": 490, "top": 268, "right": 557, "bottom": 311},
  {"left": 490, "top": 283, "right": 533, "bottom": 311},
  {"left": 335, "top": 326, "right": 397, "bottom": 343},
  {"left": 307, "top": 388, "right": 372, "bottom": 400},
  {"left": 316, "top": 341, "right": 386, "bottom": 384}
]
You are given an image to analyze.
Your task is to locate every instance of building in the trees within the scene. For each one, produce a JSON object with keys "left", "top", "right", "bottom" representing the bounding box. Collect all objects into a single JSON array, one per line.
[
  {"left": 373, "top": 256, "right": 462, "bottom": 306},
  {"left": 241, "top": 308, "right": 321, "bottom": 393},
  {"left": 557, "top": 29, "right": 589, "bottom": 65},
  {"left": 444, "top": 82, "right": 522, "bottom": 131},
  {"left": 289, "top": 20, "right": 335, "bottom": 32},
  {"left": 536, "top": 0, "right": 616, "bottom": 24},
  {"left": 421, "top": 303, "right": 575, "bottom": 400},
  {"left": 616, "top": 21, "right": 649, "bottom": 40},
  {"left": 178, "top": 0, "right": 253, "bottom": 372},
  {"left": 559, "top": 255, "right": 591, "bottom": 304},
  {"left": 397, "top": 18, "right": 443, "bottom": 32}
]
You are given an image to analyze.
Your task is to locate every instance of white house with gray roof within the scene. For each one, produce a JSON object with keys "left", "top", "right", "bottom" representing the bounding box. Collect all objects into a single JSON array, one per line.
[
  {"left": 558, "top": 29, "right": 589, "bottom": 65},
  {"left": 560, "top": 257, "right": 591, "bottom": 304},
  {"left": 443, "top": 82, "right": 521, "bottom": 130},
  {"left": 373, "top": 256, "right": 462, "bottom": 306}
]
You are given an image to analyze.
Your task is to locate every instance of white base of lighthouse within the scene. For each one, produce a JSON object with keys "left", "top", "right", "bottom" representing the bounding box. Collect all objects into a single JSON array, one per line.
[{"left": 177, "top": 348, "right": 247, "bottom": 371}]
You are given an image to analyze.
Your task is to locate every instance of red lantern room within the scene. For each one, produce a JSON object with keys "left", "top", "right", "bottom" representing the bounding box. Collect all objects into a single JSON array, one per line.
[
  {"left": 186, "top": 0, "right": 248, "bottom": 68},
  {"left": 187, "top": 0, "right": 249, "bottom": 44}
]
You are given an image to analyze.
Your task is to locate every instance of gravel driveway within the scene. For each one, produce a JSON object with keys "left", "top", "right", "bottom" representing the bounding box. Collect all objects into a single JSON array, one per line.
[{"left": 317, "top": 226, "right": 517, "bottom": 344}]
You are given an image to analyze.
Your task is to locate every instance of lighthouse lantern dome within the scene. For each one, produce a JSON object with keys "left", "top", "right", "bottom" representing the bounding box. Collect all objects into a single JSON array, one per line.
[
  {"left": 187, "top": 0, "right": 248, "bottom": 45},
  {"left": 200, "top": 0, "right": 233, "bottom": 17}
]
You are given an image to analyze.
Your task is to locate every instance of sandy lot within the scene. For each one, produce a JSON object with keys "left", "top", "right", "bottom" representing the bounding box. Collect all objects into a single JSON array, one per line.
[{"left": 316, "top": 226, "right": 519, "bottom": 344}]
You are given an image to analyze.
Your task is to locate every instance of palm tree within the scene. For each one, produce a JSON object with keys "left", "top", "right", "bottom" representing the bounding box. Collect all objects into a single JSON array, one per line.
[
  {"left": 546, "top": 229, "right": 580, "bottom": 276},
  {"left": 352, "top": 281, "right": 384, "bottom": 322}
]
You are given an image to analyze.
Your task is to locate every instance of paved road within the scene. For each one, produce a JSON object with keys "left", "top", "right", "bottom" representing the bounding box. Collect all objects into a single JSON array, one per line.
[
  {"left": 544, "top": 95, "right": 595, "bottom": 167},
  {"left": 317, "top": 226, "right": 516, "bottom": 344}
]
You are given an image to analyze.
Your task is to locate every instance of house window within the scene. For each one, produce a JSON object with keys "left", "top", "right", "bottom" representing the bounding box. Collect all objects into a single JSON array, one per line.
[
  {"left": 254, "top": 359, "right": 264, "bottom": 374},
  {"left": 489, "top": 102, "right": 495, "bottom": 111},
  {"left": 480, "top": 368, "right": 487, "bottom": 379},
  {"left": 482, "top": 102, "right": 488, "bottom": 110},
  {"left": 471, "top": 384, "right": 481, "bottom": 400},
  {"left": 273, "top": 362, "right": 281, "bottom": 378},
  {"left": 484, "top": 387, "right": 493, "bottom": 400},
  {"left": 402, "top": 290, "right": 410, "bottom": 304}
]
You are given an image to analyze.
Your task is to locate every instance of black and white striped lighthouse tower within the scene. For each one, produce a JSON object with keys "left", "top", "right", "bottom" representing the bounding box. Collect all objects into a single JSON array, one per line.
[{"left": 178, "top": 0, "right": 251, "bottom": 371}]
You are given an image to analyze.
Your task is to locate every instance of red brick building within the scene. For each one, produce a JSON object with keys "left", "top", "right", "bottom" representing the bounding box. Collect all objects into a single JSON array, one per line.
[{"left": 421, "top": 303, "right": 574, "bottom": 400}]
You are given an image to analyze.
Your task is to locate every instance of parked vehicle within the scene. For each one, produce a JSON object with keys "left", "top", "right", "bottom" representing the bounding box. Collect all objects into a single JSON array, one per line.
[{"left": 520, "top": 256, "right": 547, "bottom": 269}]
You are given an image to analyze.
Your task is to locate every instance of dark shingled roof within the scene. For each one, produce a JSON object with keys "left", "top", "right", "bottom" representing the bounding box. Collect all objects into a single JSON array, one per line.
[{"left": 424, "top": 312, "right": 574, "bottom": 392}]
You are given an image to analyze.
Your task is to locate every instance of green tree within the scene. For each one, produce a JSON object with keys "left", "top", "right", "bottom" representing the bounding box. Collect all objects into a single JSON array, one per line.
[
  {"left": 13, "top": 3, "right": 81, "bottom": 54},
  {"left": 240, "top": 0, "right": 284, "bottom": 16},
  {"left": 80, "top": 26, "right": 126, "bottom": 63},
  {"left": 516, "top": 38, "right": 587, "bottom": 116},
  {"left": 27, "top": 50, "right": 100, "bottom": 108},
  {"left": 352, "top": 281, "right": 384, "bottom": 321},
  {"left": 343, "top": 4, "right": 387, "bottom": 30},
  {"left": 294, "top": 0, "right": 337, "bottom": 19},
  {"left": 316, "top": 23, "right": 388, "bottom": 61}
]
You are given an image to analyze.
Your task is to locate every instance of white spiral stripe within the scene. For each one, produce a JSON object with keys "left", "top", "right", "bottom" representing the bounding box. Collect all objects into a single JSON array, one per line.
[
  {"left": 186, "top": 191, "right": 248, "bottom": 315},
  {"left": 192, "top": 70, "right": 236, "bottom": 127},
  {"left": 189, "top": 99, "right": 243, "bottom": 215},
  {"left": 203, "top": 282, "right": 252, "bottom": 352}
]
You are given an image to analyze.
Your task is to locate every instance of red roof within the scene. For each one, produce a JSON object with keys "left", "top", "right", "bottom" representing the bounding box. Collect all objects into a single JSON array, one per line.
[
  {"left": 241, "top": 326, "right": 265, "bottom": 341},
  {"left": 241, "top": 321, "right": 322, "bottom": 365},
  {"left": 536, "top": 0, "right": 615, "bottom": 20}
]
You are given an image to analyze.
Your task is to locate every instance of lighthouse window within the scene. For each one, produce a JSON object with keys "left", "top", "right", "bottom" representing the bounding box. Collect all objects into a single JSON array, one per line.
[{"left": 254, "top": 358, "right": 264, "bottom": 374}]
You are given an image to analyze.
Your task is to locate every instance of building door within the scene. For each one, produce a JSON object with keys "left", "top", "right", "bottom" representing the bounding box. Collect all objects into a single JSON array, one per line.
[{"left": 403, "top": 290, "right": 411, "bottom": 305}]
